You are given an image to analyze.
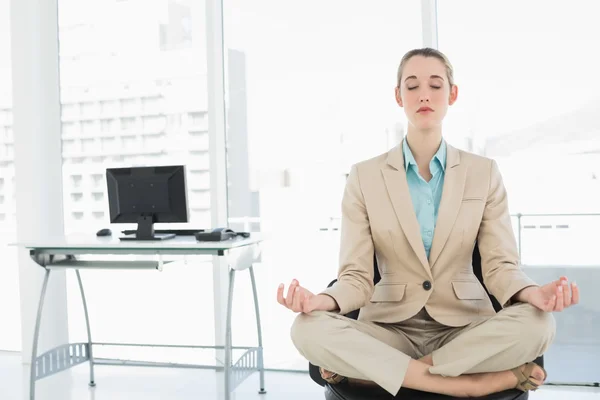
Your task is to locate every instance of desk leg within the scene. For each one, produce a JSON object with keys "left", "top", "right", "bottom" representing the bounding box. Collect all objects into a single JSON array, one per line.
[
  {"left": 30, "top": 268, "right": 51, "bottom": 400},
  {"left": 249, "top": 265, "right": 266, "bottom": 394},
  {"left": 224, "top": 268, "right": 235, "bottom": 400},
  {"left": 75, "top": 270, "right": 96, "bottom": 387}
]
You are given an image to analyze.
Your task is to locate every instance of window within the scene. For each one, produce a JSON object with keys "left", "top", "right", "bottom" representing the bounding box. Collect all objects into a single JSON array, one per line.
[
  {"left": 100, "top": 119, "right": 115, "bottom": 133},
  {"left": 189, "top": 131, "right": 208, "bottom": 149},
  {"left": 62, "top": 121, "right": 79, "bottom": 136},
  {"left": 91, "top": 173, "right": 103, "bottom": 187},
  {"left": 223, "top": 0, "right": 422, "bottom": 370},
  {"left": 142, "top": 134, "right": 164, "bottom": 151},
  {"left": 188, "top": 111, "right": 206, "bottom": 128},
  {"left": 3, "top": 143, "right": 13, "bottom": 159},
  {"left": 81, "top": 138, "right": 96, "bottom": 152},
  {"left": 91, "top": 192, "right": 104, "bottom": 202},
  {"left": 188, "top": 170, "right": 210, "bottom": 190},
  {"left": 58, "top": 0, "right": 212, "bottom": 363},
  {"left": 0, "top": 108, "right": 11, "bottom": 124},
  {"left": 70, "top": 174, "right": 83, "bottom": 187},
  {"left": 81, "top": 121, "right": 97, "bottom": 135},
  {"left": 142, "top": 96, "right": 163, "bottom": 114},
  {"left": 61, "top": 103, "right": 79, "bottom": 119},
  {"left": 100, "top": 137, "right": 117, "bottom": 151},
  {"left": 62, "top": 139, "right": 78, "bottom": 154},
  {"left": 167, "top": 114, "right": 183, "bottom": 130},
  {"left": 142, "top": 115, "right": 165, "bottom": 132},
  {"left": 437, "top": 0, "right": 600, "bottom": 384},
  {"left": 0, "top": 0, "right": 20, "bottom": 351},
  {"left": 70, "top": 193, "right": 84, "bottom": 202},
  {"left": 100, "top": 100, "right": 118, "bottom": 115},
  {"left": 120, "top": 117, "right": 137, "bottom": 131},
  {"left": 120, "top": 98, "right": 139, "bottom": 115},
  {"left": 81, "top": 102, "right": 98, "bottom": 118},
  {"left": 121, "top": 135, "right": 138, "bottom": 149}
]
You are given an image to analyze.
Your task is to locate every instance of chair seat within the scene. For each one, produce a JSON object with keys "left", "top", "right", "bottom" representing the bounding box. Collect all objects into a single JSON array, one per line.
[{"left": 324, "top": 382, "right": 528, "bottom": 400}]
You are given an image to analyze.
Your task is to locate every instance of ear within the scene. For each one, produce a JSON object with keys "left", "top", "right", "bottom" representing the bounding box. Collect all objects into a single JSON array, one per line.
[
  {"left": 448, "top": 84, "right": 458, "bottom": 105},
  {"left": 395, "top": 86, "right": 403, "bottom": 107}
]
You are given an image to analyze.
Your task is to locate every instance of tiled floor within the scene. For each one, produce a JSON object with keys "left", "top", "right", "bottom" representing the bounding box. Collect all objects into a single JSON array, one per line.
[{"left": 1, "top": 352, "right": 598, "bottom": 400}]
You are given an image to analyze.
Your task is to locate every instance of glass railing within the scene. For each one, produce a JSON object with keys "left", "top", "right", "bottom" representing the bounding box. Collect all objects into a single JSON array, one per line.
[
  {"left": 298, "top": 213, "right": 600, "bottom": 267},
  {"left": 511, "top": 213, "right": 600, "bottom": 266}
]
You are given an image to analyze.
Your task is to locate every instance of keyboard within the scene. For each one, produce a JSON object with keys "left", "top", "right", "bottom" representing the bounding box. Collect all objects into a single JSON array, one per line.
[{"left": 121, "top": 229, "right": 203, "bottom": 236}]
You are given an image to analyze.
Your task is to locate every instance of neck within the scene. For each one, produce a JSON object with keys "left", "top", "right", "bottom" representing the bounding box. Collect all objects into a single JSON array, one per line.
[{"left": 405, "top": 128, "right": 443, "bottom": 167}]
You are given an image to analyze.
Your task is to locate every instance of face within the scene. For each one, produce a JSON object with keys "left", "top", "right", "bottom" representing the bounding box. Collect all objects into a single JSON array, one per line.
[{"left": 395, "top": 55, "right": 458, "bottom": 131}]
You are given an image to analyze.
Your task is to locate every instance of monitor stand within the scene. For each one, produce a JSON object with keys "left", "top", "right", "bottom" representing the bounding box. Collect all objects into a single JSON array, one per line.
[{"left": 119, "top": 215, "right": 176, "bottom": 241}]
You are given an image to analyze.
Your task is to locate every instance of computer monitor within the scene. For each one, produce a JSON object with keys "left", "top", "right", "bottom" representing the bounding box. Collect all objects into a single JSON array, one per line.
[{"left": 106, "top": 165, "right": 188, "bottom": 241}]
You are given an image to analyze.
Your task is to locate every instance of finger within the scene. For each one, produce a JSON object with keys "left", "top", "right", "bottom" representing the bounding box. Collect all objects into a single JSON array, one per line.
[
  {"left": 555, "top": 276, "right": 567, "bottom": 286},
  {"left": 562, "top": 279, "right": 571, "bottom": 307},
  {"left": 555, "top": 285, "right": 564, "bottom": 311},
  {"left": 302, "top": 293, "right": 311, "bottom": 313},
  {"left": 292, "top": 287, "right": 303, "bottom": 312},
  {"left": 277, "top": 284, "right": 285, "bottom": 306},
  {"left": 286, "top": 280, "right": 298, "bottom": 307},
  {"left": 572, "top": 282, "right": 580, "bottom": 305},
  {"left": 545, "top": 294, "right": 557, "bottom": 312}
]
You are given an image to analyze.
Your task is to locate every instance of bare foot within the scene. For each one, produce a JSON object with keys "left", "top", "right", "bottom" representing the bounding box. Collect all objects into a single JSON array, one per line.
[
  {"left": 510, "top": 362, "right": 547, "bottom": 391},
  {"left": 320, "top": 368, "right": 379, "bottom": 388},
  {"left": 419, "top": 354, "right": 433, "bottom": 366},
  {"left": 474, "top": 362, "right": 547, "bottom": 397},
  {"left": 319, "top": 368, "right": 347, "bottom": 384}
]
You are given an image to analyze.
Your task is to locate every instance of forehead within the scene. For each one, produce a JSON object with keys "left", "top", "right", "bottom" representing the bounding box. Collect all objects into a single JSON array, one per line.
[{"left": 402, "top": 56, "right": 446, "bottom": 79}]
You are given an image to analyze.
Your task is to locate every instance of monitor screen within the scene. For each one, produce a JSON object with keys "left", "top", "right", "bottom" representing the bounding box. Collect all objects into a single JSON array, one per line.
[{"left": 106, "top": 165, "right": 188, "bottom": 240}]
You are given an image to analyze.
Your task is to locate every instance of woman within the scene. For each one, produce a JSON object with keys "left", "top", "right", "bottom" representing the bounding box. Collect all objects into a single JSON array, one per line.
[{"left": 276, "top": 48, "right": 580, "bottom": 398}]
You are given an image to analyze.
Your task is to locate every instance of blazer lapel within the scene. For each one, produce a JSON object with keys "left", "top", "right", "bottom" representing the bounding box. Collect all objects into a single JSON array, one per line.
[
  {"left": 428, "top": 144, "right": 467, "bottom": 268},
  {"left": 382, "top": 144, "right": 431, "bottom": 276}
]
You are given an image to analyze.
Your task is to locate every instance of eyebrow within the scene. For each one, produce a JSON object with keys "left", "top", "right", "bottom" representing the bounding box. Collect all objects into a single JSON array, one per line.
[{"left": 404, "top": 75, "right": 445, "bottom": 82}]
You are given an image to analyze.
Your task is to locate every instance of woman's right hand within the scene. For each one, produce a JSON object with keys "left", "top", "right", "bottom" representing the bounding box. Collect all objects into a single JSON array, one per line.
[{"left": 277, "top": 279, "right": 334, "bottom": 313}]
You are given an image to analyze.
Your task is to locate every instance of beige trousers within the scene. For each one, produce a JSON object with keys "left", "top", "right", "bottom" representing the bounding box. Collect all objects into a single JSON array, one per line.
[{"left": 291, "top": 303, "right": 556, "bottom": 396}]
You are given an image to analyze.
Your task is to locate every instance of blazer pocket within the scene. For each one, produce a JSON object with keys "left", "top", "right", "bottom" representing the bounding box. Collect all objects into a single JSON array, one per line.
[
  {"left": 370, "top": 283, "right": 406, "bottom": 302},
  {"left": 462, "top": 197, "right": 484, "bottom": 203},
  {"left": 451, "top": 281, "right": 486, "bottom": 300}
]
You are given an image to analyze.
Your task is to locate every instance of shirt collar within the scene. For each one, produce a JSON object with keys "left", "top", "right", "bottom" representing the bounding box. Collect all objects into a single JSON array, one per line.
[{"left": 402, "top": 138, "right": 447, "bottom": 173}]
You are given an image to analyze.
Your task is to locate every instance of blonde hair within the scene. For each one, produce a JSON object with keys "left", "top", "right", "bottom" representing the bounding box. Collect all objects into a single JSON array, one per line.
[{"left": 396, "top": 48, "right": 455, "bottom": 88}]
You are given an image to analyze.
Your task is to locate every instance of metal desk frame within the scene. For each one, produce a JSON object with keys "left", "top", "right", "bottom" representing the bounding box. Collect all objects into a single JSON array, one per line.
[{"left": 21, "top": 235, "right": 266, "bottom": 400}]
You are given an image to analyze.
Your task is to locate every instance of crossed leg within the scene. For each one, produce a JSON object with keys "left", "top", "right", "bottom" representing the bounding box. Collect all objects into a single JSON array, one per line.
[{"left": 291, "top": 303, "right": 555, "bottom": 397}]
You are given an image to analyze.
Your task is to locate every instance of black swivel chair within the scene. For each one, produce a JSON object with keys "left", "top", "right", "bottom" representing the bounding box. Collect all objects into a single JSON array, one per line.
[{"left": 308, "top": 244, "right": 543, "bottom": 400}]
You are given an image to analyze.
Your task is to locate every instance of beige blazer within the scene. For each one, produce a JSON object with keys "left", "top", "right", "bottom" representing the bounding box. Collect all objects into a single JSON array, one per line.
[{"left": 322, "top": 140, "right": 538, "bottom": 327}]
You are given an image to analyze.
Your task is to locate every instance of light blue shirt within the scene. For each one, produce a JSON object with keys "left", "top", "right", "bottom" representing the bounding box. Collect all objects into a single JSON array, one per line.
[{"left": 402, "top": 139, "right": 447, "bottom": 259}]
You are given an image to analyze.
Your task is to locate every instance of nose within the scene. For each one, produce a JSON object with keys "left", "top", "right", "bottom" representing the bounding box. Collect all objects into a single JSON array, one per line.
[{"left": 420, "top": 96, "right": 430, "bottom": 103}]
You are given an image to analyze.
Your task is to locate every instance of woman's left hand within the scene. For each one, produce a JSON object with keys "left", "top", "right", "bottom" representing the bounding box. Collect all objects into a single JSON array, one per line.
[{"left": 520, "top": 276, "right": 580, "bottom": 312}]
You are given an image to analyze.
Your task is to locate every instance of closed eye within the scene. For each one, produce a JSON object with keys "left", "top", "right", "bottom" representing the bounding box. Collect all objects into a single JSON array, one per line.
[{"left": 407, "top": 86, "right": 442, "bottom": 91}]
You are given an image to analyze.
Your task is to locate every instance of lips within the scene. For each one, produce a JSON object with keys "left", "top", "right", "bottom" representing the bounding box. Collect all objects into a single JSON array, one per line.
[{"left": 417, "top": 107, "right": 433, "bottom": 113}]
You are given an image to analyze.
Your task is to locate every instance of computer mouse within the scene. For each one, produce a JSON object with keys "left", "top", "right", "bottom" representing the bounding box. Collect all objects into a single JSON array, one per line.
[{"left": 96, "top": 228, "right": 112, "bottom": 237}]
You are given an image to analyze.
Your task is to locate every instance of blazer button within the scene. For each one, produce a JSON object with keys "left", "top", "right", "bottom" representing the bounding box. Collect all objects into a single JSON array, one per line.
[{"left": 423, "top": 280, "right": 432, "bottom": 291}]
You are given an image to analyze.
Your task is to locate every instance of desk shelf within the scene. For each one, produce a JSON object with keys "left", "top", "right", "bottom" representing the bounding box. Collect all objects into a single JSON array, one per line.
[
  {"left": 34, "top": 342, "right": 262, "bottom": 392},
  {"left": 33, "top": 342, "right": 91, "bottom": 380}
]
